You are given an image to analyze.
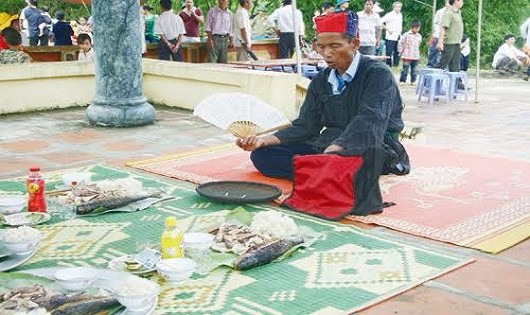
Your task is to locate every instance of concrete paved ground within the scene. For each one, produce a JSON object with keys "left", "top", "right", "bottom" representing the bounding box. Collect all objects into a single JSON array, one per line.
[{"left": 1, "top": 74, "right": 529, "bottom": 314}]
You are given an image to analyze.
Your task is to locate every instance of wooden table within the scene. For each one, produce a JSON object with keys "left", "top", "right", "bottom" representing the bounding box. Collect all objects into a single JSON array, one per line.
[{"left": 228, "top": 58, "right": 319, "bottom": 72}]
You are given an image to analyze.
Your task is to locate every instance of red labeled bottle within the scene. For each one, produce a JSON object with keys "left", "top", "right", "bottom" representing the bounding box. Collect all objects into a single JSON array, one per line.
[{"left": 26, "top": 167, "right": 47, "bottom": 212}]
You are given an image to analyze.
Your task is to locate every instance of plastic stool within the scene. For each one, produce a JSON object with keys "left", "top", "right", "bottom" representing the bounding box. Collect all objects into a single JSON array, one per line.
[
  {"left": 446, "top": 71, "right": 469, "bottom": 101},
  {"left": 417, "top": 73, "right": 450, "bottom": 105},
  {"left": 416, "top": 68, "right": 444, "bottom": 95}
]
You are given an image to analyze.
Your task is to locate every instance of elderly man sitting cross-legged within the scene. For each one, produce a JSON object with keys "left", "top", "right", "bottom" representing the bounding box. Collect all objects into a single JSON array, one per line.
[{"left": 235, "top": 11, "right": 409, "bottom": 219}]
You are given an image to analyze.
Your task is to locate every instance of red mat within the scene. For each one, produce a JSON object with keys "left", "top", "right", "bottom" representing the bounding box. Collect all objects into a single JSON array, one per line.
[{"left": 128, "top": 143, "right": 530, "bottom": 253}]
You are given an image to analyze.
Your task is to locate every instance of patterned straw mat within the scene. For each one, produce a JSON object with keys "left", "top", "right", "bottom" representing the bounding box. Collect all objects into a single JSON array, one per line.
[
  {"left": 128, "top": 144, "right": 530, "bottom": 254},
  {"left": 0, "top": 165, "right": 473, "bottom": 314}
]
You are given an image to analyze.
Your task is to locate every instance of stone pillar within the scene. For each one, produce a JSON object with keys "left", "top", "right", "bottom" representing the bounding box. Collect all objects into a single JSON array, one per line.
[{"left": 86, "top": 0, "right": 155, "bottom": 127}]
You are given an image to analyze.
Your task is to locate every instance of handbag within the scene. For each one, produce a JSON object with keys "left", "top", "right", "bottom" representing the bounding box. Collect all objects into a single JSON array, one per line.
[{"left": 281, "top": 148, "right": 385, "bottom": 220}]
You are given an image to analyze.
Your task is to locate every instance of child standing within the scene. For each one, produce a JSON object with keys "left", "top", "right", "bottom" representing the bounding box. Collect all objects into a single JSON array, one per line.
[
  {"left": 398, "top": 20, "right": 422, "bottom": 84},
  {"left": 77, "top": 33, "right": 94, "bottom": 62}
]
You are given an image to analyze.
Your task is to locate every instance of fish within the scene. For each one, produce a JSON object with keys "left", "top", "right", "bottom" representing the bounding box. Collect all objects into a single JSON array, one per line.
[
  {"left": 75, "top": 191, "right": 159, "bottom": 215},
  {"left": 0, "top": 285, "right": 121, "bottom": 315},
  {"left": 47, "top": 293, "right": 121, "bottom": 315},
  {"left": 233, "top": 238, "right": 303, "bottom": 271}
]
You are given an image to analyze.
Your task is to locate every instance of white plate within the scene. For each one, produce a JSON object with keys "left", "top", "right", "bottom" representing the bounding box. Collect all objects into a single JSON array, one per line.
[
  {"left": 21, "top": 267, "right": 158, "bottom": 314},
  {"left": 108, "top": 255, "right": 156, "bottom": 275},
  {"left": 0, "top": 244, "right": 11, "bottom": 259},
  {"left": 0, "top": 195, "right": 26, "bottom": 215},
  {"left": 1, "top": 212, "right": 51, "bottom": 226},
  {"left": 0, "top": 248, "right": 37, "bottom": 272}
]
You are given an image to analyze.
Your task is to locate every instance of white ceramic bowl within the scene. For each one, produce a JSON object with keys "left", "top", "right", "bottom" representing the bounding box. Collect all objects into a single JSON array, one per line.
[
  {"left": 0, "top": 227, "right": 41, "bottom": 255},
  {"left": 61, "top": 172, "right": 91, "bottom": 187},
  {"left": 114, "top": 278, "right": 160, "bottom": 312},
  {"left": 156, "top": 258, "right": 196, "bottom": 283},
  {"left": 182, "top": 232, "right": 214, "bottom": 250},
  {"left": 54, "top": 267, "right": 97, "bottom": 291},
  {"left": 0, "top": 195, "right": 26, "bottom": 215}
]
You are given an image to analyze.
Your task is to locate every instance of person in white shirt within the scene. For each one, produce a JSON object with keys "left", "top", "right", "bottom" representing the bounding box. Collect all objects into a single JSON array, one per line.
[
  {"left": 380, "top": 1, "right": 402, "bottom": 67},
  {"left": 459, "top": 34, "right": 470, "bottom": 71},
  {"left": 427, "top": 0, "right": 449, "bottom": 67},
  {"left": 233, "top": 0, "right": 252, "bottom": 61},
  {"left": 357, "top": 0, "right": 381, "bottom": 56},
  {"left": 267, "top": 0, "right": 305, "bottom": 59},
  {"left": 154, "top": 0, "right": 186, "bottom": 61},
  {"left": 492, "top": 34, "right": 530, "bottom": 74}
]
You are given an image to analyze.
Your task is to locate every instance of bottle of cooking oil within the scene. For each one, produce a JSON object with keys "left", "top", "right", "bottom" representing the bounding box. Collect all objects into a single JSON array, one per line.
[{"left": 160, "top": 216, "right": 184, "bottom": 259}]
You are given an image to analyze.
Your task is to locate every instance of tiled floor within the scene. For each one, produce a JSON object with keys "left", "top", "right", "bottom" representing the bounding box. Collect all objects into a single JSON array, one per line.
[{"left": 1, "top": 74, "right": 529, "bottom": 314}]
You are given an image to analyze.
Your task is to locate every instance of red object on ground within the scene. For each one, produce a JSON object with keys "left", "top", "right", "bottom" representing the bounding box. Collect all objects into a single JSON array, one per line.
[{"left": 26, "top": 167, "right": 47, "bottom": 212}]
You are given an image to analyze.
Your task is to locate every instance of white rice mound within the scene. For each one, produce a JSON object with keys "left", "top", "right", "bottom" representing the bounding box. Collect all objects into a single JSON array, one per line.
[{"left": 250, "top": 210, "right": 299, "bottom": 240}]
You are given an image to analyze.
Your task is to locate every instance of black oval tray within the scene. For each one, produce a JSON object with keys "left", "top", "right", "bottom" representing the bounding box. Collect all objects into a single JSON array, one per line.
[{"left": 195, "top": 181, "right": 282, "bottom": 204}]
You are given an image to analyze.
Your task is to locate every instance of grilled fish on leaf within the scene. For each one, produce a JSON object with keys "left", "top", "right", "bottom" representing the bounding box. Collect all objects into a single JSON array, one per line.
[
  {"left": 75, "top": 190, "right": 160, "bottom": 215},
  {"left": 233, "top": 238, "right": 303, "bottom": 270}
]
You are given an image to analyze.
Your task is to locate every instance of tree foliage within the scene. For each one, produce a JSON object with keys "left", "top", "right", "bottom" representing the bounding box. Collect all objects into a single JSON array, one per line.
[{"left": 2, "top": 0, "right": 528, "bottom": 67}]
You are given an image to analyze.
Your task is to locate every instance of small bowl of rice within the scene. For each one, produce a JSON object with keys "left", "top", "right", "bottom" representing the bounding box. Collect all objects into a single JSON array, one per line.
[
  {"left": 0, "top": 226, "right": 42, "bottom": 255},
  {"left": 113, "top": 278, "right": 160, "bottom": 312}
]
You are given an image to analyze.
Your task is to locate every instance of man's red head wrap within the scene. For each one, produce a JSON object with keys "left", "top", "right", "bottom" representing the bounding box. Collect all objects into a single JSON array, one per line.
[{"left": 315, "top": 11, "right": 358, "bottom": 37}]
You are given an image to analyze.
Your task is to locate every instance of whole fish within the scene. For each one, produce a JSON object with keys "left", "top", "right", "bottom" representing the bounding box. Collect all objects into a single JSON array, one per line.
[
  {"left": 233, "top": 238, "right": 303, "bottom": 270},
  {"left": 48, "top": 294, "right": 121, "bottom": 315},
  {"left": 75, "top": 191, "right": 159, "bottom": 215}
]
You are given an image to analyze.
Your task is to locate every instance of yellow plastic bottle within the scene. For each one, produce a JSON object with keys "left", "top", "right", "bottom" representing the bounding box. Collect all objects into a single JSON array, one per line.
[{"left": 160, "top": 216, "right": 184, "bottom": 259}]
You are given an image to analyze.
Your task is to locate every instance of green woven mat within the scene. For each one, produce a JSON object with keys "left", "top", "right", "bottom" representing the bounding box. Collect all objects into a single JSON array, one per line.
[{"left": 0, "top": 165, "right": 473, "bottom": 314}]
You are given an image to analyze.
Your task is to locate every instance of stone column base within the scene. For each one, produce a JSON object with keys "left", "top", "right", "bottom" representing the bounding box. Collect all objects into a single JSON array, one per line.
[{"left": 86, "top": 97, "right": 155, "bottom": 127}]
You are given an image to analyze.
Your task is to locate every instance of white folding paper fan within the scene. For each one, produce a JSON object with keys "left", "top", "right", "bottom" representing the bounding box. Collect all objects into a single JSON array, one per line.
[{"left": 194, "top": 93, "right": 291, "bottom": 137}]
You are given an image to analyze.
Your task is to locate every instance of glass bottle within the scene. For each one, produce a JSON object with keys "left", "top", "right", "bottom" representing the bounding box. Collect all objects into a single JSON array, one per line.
[
  {"left": 160, "top": 216, "right": 184, "bottom": 259},
  {"left": 26, "top": 167, "right": 47, "bottom": 212}
]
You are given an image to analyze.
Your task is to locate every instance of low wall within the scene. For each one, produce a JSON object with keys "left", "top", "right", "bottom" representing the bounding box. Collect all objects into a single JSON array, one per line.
[{"left": 0, "top": 59, "right": 309, "bottom": 120}]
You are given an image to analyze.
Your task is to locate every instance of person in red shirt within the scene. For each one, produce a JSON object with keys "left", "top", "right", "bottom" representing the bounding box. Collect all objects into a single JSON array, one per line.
[
  {"left": 0, "top": 32, "right": 8, "bottom": 50},
  {"left": 179, "top": 0, "right": 204, "bottom": 41}
]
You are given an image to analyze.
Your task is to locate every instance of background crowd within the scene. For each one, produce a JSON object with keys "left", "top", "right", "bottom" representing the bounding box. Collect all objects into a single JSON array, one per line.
[{"left": 0, "top": 0, "right": 528, "bottom": 80}]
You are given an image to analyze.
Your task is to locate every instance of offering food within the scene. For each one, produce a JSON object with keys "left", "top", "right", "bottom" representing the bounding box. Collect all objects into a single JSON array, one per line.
[
  {"left": 113, "top": 278, "right": 159, "bottom": 312},
  {"left": 54, "top": 178, "right": 159, "bottom": 215},
  {"left": 212, "top": 210, "right": 305, "bottom": 270},
  {"left": 1, "top": 226, "right": 42, "bottom": 255},
  {"left": 2, "top": 226, "right": 41, "bottom": 243},
  {"left": 0, "top": 285, "right": 120, "bottom": 315}
]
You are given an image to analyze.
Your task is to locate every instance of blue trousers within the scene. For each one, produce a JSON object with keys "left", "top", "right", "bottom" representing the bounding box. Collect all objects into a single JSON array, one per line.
[
  {"left": 427, "top": 37, "right": 440, "bottom": 68},
  {"left": 250, "top": 143, "right": 321, "bottom": 179},
  {"left": 399, "top": 60, "right": 419, "bottom": 83}
]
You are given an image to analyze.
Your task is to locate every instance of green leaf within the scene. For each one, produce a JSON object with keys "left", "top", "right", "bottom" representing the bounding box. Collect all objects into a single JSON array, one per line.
[{"left": 225, "top": 206, "right": 254, "bottom": 226}]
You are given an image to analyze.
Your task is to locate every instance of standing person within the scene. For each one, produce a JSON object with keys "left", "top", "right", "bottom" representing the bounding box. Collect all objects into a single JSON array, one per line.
[
  {"left": 179, "top": 0, "right": 204, "bottom": 42},
  {"left": 205, "top": 0, "right": 233, "bottom": 63},
  {"left": 427, "top": 0, "right": 450, "bottom": 67},
  {"left": 19, "top": 0, "right": 31, "bottom": 46},
  {"left": 251, "top": 6, "right": 272, "bottom": 38},
  {"left": 357, "top": 0, "right": 381, "bottom": 56},
  {"left": 233, "top": 0, "right": 252, "bottom": 61},
  {"left": 155, "top": 0, "right": 186, "bottom": 62},
  {"left": 436, "top": 0, "right": 464, "bottom": 75},
  {"left": 460, "top": 34, "right": 470, "bottom": 71},
  {"left": 0, "top": 27, "right": 31, "bottom": 64},
  {"left": 335, "top": 0, "right": 350, "bottom": 12},
  {"left": 398, "top": 20, "right": 422, "bottom": 84},
  {"left": 143, "top": 5, "right": 159, "bottom": 43},
  {"left": 520, "top": 17, "right": 530, "bottom": 81},
  {"left": 381, "top": 1, "right": 402, "bottom": 67},
  {"left": 24, "top": 0, "right": 52, "bottom": 46},
  {"left": 267, "top": 0, "right": 305, "bottom": 59},
  {"left": 236, "top": 11, "right": 407, "bottom": 216},
  {"left": 52, "top": 11, "right": 74, "bottom": 46}
]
